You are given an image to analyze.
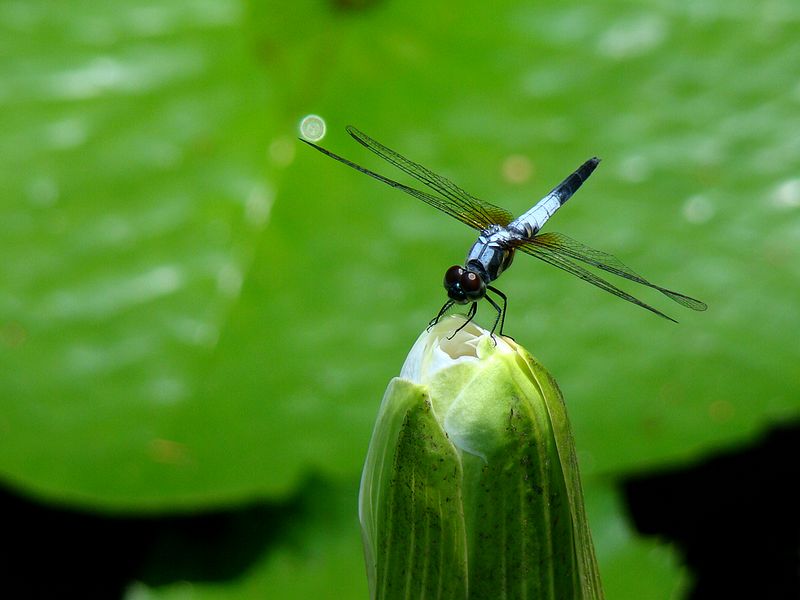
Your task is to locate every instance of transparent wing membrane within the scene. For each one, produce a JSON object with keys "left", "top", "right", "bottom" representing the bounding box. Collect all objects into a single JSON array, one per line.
[
  {"left": 300, "top": 139, "right": 493, "bottom": 230},
  {"left": 530, "top": 232, "right": 708, "bottom": 311},
  {"left": 346, "top": 126, "right": 514, "bottom": 229},
  {"left": 516, "top": 240, "right": 680, "bottom": 322}
]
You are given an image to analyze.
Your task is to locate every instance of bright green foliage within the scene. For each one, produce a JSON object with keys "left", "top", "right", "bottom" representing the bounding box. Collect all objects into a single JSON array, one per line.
[{"left": 2, "top": 0, "right": 799, "bottom": 598}]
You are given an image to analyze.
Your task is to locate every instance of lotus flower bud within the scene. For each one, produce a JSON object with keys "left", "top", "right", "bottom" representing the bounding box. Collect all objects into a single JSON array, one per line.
[{"left": 359, "top": 316, "right": 604, "bottom": 599}]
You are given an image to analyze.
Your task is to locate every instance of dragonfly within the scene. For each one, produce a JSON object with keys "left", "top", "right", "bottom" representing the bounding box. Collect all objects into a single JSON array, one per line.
[{"left": 302, "top": 126, "right": 707, "bottom": 337}]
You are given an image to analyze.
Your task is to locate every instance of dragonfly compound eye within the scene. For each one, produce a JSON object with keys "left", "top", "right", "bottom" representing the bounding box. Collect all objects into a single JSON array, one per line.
[
  {"left": 444, "top": 265, "right": 464, "bottom": 288},
  {"left": 460, "top": 271, "right": 486, "bottom": 301},
  {"left": 444, "top": 265, "right": 468, "bottom": 303}
]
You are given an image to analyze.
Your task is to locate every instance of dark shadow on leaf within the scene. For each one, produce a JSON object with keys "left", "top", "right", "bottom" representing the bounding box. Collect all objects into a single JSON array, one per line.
[
  {"left": 622, "top": 421, "right": 800, "bottom": 600},
  {"left": 0, "top": 480, "right": 314, "bottom": 598}
]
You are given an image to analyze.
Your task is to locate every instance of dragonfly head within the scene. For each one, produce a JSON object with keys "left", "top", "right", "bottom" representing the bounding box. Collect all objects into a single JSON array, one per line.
[{"left": 444, "top": 265, "right": 486, "bottom": 304}]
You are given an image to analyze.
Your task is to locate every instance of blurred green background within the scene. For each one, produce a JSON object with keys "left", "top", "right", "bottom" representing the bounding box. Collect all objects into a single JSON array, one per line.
[{"left": 2, "top": 0, "right": 799, "bottom": 597}]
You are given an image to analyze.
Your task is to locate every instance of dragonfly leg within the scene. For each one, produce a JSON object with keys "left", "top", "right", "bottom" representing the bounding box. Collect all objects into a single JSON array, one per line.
[
  {"left": 447, "top": 302, "right": 477, "bottom": 340},
  {"left": 428, "top": 299, "right": 455, "bottom": 330},
  {"left": 486, "top": 285, "right": 509, "bottom": 338},
  {"left": 483, "top": 294, "right": 504, "bottom": 344}
]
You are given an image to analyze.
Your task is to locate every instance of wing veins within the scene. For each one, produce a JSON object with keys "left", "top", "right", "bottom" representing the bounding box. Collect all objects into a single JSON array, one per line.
[
  {"left": 517, "top": 241, "right": 678, "bottom": 322},
  {"left": 347, "top": 126, "right": 514, "bottom": 228},
  {"left": 531, "top": 232, "right": 708, "bottom": 311},
  {"left": 300, "top": 139, "right": 487, "bottom": 229}
]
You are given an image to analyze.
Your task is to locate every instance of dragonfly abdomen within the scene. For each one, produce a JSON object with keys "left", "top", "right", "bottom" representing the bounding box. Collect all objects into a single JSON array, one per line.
[{"left": 509, "top": 157, "right": 601, "bottom": 239}]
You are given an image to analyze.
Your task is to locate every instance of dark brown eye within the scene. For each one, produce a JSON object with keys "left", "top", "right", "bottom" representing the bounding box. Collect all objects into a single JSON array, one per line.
[
  {"left": 461, "top": 271, "right": 482, "bottom": 292},
  {"left": 444, "top": 265, "right": 463, "bottom": 287},
  {"left": 459, "top": 271, "right": 486, "bottom": 300}
]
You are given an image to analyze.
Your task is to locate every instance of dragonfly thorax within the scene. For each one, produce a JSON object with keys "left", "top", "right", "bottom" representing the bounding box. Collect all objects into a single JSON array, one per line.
[
  {"left": 443, "top": 265, "right": 486, "bottom": 304},
  {"left": 464, "top": 225, "right": 516, "bottom": 285}
]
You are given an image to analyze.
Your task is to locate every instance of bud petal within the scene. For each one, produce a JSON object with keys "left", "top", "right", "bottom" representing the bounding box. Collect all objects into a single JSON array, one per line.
[{"left": 360, "top": 316, "right": 604, "bottom": 599}]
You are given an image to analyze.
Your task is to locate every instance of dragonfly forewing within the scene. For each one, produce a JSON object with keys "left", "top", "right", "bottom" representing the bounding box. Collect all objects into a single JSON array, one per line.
[
  {"left": 347, "top": 126, "right": 514, "bottom": 229},
  {"left": 301, "top": 138, "right": 497, "bottom": 230}
]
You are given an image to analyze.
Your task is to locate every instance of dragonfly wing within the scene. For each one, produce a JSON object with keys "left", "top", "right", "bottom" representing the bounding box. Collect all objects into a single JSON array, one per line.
[
  {"left": 530, "top": 232, "right": 708, "bottom": 311},
  {"left": 347, "top": 126, "right": 514, "bottom": 228},
  {"left": 516, "top": 240, "right": 679, "bottom": 322},
  {"left": 301, "top": 138, "right": 494, "bottom": 230}
]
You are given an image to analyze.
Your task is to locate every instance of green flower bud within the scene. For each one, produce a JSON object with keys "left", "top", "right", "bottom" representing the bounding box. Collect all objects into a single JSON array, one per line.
[{"left": 359, "top": 316, "right": 604, "bottom": 600}]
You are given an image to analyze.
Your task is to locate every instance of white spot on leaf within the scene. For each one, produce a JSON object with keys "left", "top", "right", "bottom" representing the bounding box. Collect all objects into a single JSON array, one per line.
[
  {"left": 682, "top": 194, "right": 715, "bottom": 224},
  {"left": 598, "top": 15, "right": 668, "bottom": 59},
  {"left": 299, "top": 114, "right": 326, "bottom": 142},
  {"left": 771, "top": 178, "right": 800, "bottom": 209}
]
